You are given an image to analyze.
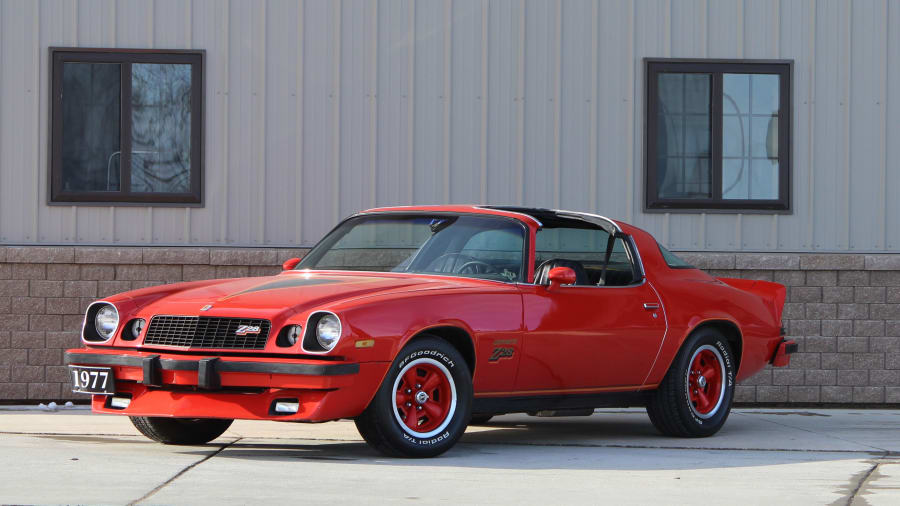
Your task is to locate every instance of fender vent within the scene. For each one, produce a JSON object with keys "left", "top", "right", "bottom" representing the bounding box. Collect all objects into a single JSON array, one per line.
[{"left": 143, "top": 315, "right": 271, "bottom": 350}]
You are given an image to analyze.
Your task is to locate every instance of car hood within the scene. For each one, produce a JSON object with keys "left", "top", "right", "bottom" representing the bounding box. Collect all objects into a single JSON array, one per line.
[{"left": 133, "top": 271, "right": 478, "bottom": 319}]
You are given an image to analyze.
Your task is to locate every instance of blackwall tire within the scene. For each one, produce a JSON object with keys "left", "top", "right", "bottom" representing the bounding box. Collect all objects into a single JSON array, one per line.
[
  {"left": 355, "top": 336, "right": 472, "bottom": 458},
  {"left": 646, "top": 328, "right": 736, "bottom": 438},
  {"left": 130, "top": 416, "right": 233, "bottom": 445}
]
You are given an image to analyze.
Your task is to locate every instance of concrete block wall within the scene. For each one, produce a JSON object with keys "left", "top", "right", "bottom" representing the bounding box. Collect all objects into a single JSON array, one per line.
[
  {"left": 678, "top": 252, "right": 900, "bottom": 405},
  {"left": 0, "top": 246, "right": 307, "bottom": 402},
  {"left": 1, "top": 246, "right": 899, "bottom": 405}
]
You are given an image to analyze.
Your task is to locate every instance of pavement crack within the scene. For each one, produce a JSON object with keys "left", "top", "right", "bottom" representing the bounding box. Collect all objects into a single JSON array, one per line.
[
  {"left": 845, "top": 460, "right": 881, "bottom": 506},
  {"left": 128, "top": 437, "right": 241, "bottom": 505}
]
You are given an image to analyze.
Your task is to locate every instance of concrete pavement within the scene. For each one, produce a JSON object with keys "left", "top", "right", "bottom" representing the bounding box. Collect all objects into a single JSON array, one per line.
[{"left": 0, "top": 407, "right": 898, "bottom": 505}]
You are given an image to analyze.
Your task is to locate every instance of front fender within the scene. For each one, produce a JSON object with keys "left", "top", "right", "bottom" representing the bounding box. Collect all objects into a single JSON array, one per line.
[{"left": 332, "top": 288, "right": 523, "bottom": 393}]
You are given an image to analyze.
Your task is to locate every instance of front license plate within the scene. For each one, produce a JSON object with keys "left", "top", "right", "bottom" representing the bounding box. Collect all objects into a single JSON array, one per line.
[{"left": 69, "top": 366, "right": 115, "bottom": 395}]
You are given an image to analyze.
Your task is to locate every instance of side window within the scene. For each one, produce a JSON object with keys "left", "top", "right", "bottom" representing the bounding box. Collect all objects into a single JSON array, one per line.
[{"left": 534, "top": 227, "right": 636, "bottom": 286}]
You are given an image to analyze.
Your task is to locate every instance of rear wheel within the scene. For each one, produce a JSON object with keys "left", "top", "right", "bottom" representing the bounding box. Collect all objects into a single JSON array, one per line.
[
  {"left": 646, "top": 328, "right": 736, "bottom": 437},
  {"left": 130, "top": 416, "right": 233, "bottom": 445},
  {"left": 355, "top": 336, "right": 472, "bottom": 457}
]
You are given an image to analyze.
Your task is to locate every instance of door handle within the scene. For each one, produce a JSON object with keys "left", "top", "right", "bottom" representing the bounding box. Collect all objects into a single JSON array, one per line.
[{"left": 643, "top": 303, "right": 660, "bottom": 310}]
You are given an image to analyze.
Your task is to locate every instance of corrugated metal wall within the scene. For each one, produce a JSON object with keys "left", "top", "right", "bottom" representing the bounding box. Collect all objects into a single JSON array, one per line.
[{"left": 0, "top": 0, "right": 897, "bottom": 252}]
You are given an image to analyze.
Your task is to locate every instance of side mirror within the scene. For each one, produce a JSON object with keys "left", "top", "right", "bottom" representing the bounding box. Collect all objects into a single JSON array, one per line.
[
  {"left": 282, "top": 257, "right": 301, "bottom": 271},
  {"left": 547, "top": 267, "right": 576, "bottom": 290}
]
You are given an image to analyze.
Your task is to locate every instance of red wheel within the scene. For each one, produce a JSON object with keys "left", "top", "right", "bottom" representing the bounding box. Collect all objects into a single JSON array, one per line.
[
  {"left": 686, "top": 345, "right": 726, "bottom": 418},
  {"left": 393, "top": 358, "right": 457, "bottom": 437},
  {"left": 646, "top": 328, "right": 735, "bottom": 437},
  {"left": 355, "top": 336, "right": 472, "bottom": 457}
]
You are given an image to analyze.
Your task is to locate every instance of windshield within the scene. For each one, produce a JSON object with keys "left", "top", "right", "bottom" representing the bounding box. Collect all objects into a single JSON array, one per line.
[{"left": 297, "top": 214, "right": 527, "bottom": 282}]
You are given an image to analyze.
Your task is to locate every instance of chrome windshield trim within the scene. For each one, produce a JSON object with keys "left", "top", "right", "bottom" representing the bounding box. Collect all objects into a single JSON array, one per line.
[{"left": 292, "top": 269, "right": 521, "bottom": 286}]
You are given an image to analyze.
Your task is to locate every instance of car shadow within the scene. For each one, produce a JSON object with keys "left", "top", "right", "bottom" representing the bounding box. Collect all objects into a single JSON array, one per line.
[{"left": 171, "top": 415, "right": 878, "bottom": 471}]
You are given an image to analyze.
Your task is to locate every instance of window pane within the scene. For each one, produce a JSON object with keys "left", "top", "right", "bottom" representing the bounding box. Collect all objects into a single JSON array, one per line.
[
  {"left": 750, "top": 159, "right": 779, "bottom": 199},
  {"left": 723, "top": 74, "right": 749, "bottom": 115},
  {"left": 751, "top": 74, "right": 780, "bottom": 115},
  {"left": 723, "top": 73, "right": 779, "bottom": 200},
  {"left": 751, "top": 115, "right": 778, "bottom": 158},
  {"left": 684, "top": 115, "right": 710, "bottom": 155},
  {"left": 722, "top": 115, "right": 748, "bottom": 158},
  {"left": 61, "top": 62, "right": 121, "bottom": 192},
  {"left": 130, "top": 63, "right": 192, "bottom": 193},
  {"left": 658, "top": 74, "right": 683, "bottom": 113},
  {"left": 658, "top": 243, "right": 694, "bottom": 268},
  {"left": 683, "top": 74, "right": 710, "bottom": 113},
  {"left": 656, "top": 73, "right": 712, "bottom": 199},
  {"left": 722, "top": 158, "right": 748, "bottom": 199}
]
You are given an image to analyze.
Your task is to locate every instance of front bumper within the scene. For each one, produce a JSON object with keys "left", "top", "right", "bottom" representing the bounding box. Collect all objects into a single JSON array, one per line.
[{"left": 65, "top": 348, "right": 389, "bottom": 421}]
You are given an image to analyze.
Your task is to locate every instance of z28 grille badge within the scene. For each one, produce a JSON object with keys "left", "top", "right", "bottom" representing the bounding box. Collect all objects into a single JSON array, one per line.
[
  {"left": 200, "top": 304, "right": 213, "bottom": 311},
  {"left": 235, "top": 325, "right": 262, "bottom": 336}
]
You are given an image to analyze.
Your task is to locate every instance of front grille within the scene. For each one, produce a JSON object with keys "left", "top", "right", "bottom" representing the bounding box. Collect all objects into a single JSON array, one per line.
[{"left": 143, "top": 315, "right": 272, "bottom": 350}]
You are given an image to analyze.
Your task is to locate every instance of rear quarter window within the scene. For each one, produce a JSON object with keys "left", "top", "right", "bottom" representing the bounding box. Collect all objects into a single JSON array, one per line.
[{"left": 658, "top": 243, "right": 695, "bottom": 269}]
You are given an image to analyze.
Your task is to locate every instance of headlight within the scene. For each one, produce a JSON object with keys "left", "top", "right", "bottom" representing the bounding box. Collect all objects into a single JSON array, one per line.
[
  {"left": 315, "top": 314, "right": 342, "bottom": 350},
  {"left": 285, "top": 324, "right": 302, "bottom": 346},
  {"left": 94, "top": 305, "right": 119, "bottom": 340}
]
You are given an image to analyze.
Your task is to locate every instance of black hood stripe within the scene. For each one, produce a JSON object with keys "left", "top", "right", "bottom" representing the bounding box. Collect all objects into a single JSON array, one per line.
[{"left": 226, "top": 278, "right": 340, "bottom": 298}]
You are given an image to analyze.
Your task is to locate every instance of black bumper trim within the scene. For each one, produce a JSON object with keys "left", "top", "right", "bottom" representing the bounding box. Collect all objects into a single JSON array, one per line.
[
  {"left": 142, "top": 355, "right": 162, "bottom": 387},
  {"left": 65, "top": 352, "right": 360, "bottom": 377},
  {"left": 198, "top": 358, "right": 220, "bottom": 389}
]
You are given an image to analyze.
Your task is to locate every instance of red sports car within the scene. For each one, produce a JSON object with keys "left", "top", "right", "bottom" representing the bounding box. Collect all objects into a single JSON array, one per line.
[{"left": 65, "top": 206, "right": 794, "bottom": 457}]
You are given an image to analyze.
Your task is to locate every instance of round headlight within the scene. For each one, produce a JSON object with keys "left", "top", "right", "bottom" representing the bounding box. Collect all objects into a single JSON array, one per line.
[
  {"left": 94, "top": 305, "right": 119, "bottom": 340},
  {"left": 316, "top": 314, "right": 342, "bottom": 350},
  {"left": 130, "top": 319, "right": 146, "bottom": 339},
  {"left": 285, "top": 324, "right": 303, "bottom": 346}
]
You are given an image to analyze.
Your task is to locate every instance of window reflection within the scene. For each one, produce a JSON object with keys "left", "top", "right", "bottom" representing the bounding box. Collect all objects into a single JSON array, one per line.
[
  {"left": 656, "top": 73, "right": 712, "bottom": 199},
  {"left": 722, "top": 73, "right": 779, "bottom": 200},
  {"left": 61, "top": 63, "right": 121, "bottom": 192},
  {"left": 130, "top": 63, "right": 192, "bottom": 194}
]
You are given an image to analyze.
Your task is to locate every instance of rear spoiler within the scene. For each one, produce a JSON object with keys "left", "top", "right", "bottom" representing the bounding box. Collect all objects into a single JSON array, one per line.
[{"left": 716, "top": 277, "right": 787, "bottom": 325}]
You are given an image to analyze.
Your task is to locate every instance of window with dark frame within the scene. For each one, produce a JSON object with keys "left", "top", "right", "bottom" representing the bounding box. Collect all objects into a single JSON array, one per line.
[
  {"left": 645, "top": 59, "right": 791, "bottom": 211},
  {"left": 50, "top": 48, "right": 203, "bottom": 205}
]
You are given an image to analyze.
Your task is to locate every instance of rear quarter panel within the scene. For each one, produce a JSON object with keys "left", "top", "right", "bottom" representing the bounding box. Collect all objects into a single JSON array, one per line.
[{"left": 622, "top": 225, "right": 784, "bottom": 384}]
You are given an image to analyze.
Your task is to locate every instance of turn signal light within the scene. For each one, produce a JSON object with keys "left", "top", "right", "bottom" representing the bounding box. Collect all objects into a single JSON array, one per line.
[{"left": 273, "top": 400, "right": 299, "bottom": 414}]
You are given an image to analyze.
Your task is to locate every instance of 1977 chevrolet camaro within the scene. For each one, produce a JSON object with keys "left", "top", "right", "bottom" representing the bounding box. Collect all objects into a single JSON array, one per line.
[{"left": 65, "top": 206, "right": 795, "bottom": 457}]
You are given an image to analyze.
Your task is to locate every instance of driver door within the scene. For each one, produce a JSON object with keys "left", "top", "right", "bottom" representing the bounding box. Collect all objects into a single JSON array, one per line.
[
  {"left": 513, "top": 229, "right": 666, "bottom": 392},
  {"left": 515, "top": 282, "right": 665, "bottom": 391}
]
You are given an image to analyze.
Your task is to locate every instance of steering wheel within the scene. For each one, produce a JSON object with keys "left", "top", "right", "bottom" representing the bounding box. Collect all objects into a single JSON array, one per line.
[{"left": 455, "top": 260, "right": 495, "bottom": 275}]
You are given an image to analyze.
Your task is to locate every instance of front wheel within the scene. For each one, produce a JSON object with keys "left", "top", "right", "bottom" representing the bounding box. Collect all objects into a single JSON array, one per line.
[
  {"left": 646, "top": 328, "right": 736, "bottom": 437},
  {"left": 130, "top": 416, "right": 233, "bottom": 445},
  {"left": 355, "top": 336, "right": 472, "bottom": 457}
]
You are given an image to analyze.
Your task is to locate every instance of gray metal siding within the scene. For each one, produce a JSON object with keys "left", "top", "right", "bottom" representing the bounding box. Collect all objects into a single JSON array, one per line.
[{"left": 0, "top": 0, "right": 896, "bottom": 252}]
